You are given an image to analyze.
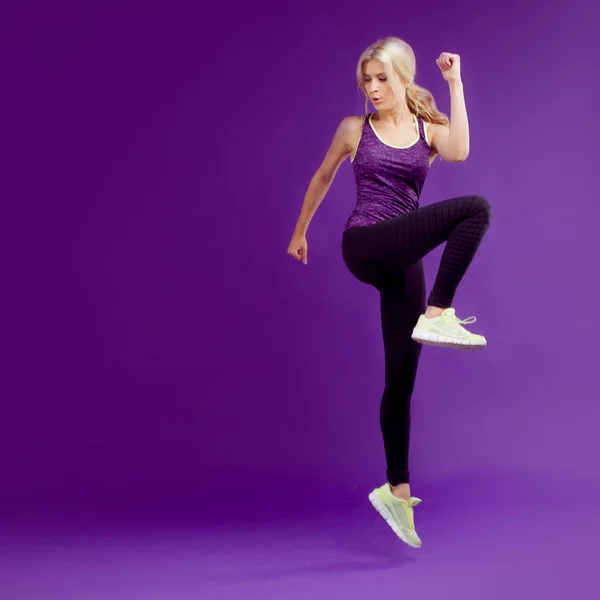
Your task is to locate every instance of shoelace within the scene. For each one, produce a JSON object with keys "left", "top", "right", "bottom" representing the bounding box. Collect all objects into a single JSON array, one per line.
[
  {"left": 402, "top": 502, "right": 415, "bottom": 530},
  {"left": 443, "top": 313, "right": 477, "bottom": 325},
  {"left": 389, "top": 495, "right": 421, "bottom": 530},
  {"left": 397, "top": 498, "right": 421, "bottom": 529}
]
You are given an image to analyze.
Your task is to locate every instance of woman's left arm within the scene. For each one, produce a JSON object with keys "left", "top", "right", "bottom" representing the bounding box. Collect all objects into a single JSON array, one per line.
[{"left": 429, "top": 53, "right": 470, "bottom": 163}]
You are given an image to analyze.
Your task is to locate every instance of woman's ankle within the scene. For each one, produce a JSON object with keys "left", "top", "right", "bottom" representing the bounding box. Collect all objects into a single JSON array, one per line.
[
  {"left": 425, "top": 305, "right": 445, "bottom": 318},
  {"left": 389, "top": 483, "right": 411, "bottom": 502}
]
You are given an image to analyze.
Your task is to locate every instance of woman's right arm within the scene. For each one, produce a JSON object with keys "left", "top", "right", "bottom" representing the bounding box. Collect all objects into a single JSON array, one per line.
[
  {"left": 287, "top": 116, "right": 362, "bottom": 265},
  {"left": 292, "top": 116, "right": 362, "bottom": 236}
]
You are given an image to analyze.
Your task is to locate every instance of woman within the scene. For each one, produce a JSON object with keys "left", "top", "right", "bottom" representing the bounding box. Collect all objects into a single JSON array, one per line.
[{"left": 287, "top": 37, "right": 492, "bottom": 548}]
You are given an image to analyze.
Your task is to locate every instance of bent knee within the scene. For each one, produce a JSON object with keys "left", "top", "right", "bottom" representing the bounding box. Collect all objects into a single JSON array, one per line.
[{"left": 470, "top": 195, "right": 492, "bottom": 224}]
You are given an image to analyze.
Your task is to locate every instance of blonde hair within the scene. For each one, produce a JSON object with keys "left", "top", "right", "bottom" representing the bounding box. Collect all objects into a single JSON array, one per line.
[{"left": 356, "top": 37, "right": 449, "bottom": 126}]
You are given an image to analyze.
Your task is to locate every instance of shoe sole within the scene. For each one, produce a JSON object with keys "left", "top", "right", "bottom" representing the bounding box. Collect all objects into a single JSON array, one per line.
[
  {"left": 368, "top": 490, "right": 421, "bottom": 548},
  {"left": 411, "top": 328, "right": 486, "bottom": 351}
]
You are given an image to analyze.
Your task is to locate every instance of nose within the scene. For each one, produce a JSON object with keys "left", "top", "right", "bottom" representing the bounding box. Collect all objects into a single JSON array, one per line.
[{"left": 367, "top": 82, "right": 378, "bottom": 95}]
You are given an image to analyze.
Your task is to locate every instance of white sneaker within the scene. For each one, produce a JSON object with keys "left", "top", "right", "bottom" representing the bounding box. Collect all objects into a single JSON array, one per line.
[
  {"left": 411, "top": 308, "right": 486, "bottom": 350},
  {"left": 368, "top": 484, "right": 422, "bottom": 548}
]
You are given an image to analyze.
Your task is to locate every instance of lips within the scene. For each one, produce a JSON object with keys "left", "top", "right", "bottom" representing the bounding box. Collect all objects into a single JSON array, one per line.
[{"left": 372, "top": 97, "right": 382, "bottom": 103}]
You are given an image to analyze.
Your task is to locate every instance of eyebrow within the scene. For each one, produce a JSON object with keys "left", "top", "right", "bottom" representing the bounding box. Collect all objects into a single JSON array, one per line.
[{"left": 363, "top": 73, "right": 386, "bottom": 77}]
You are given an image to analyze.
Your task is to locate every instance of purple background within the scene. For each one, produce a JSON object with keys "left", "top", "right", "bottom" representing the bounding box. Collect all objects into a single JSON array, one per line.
[{"left": 2, "top": 1, "right": 600, "bottom": 598}]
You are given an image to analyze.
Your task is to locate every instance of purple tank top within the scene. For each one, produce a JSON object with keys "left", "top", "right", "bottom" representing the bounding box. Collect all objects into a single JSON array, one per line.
[{"left": 344, "top": 113, "right": 431, "bottom": 230}]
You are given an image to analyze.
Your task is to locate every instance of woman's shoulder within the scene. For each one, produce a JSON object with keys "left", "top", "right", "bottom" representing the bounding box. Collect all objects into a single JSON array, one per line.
[
  {"left": 335, "top": 116, "right": 368, "bottom": 162},
  {"left": 338, "top": 114, "right": 367, "bottom": 132},
  {"left": 335, "top": 115, "right": 367, "bottom": 147}
]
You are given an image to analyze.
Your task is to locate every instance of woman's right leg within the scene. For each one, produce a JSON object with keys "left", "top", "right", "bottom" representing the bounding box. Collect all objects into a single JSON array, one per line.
[
  {"left": 342, "top": 231, "right": 426, "bottom": 548},
  {"left": 366, "top": 263, "right": 426, "bottom": 549},
  {"left": 378, "top": 260, "right": 426, "bottom": 493}
]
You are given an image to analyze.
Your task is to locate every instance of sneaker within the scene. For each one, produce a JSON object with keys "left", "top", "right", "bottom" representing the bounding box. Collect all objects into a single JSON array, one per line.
[
  {"left": 368, "top": 484, "right": 422, "bottom": 548},
  {"left": 411, "top": 308, "right": 486, "bottom": 350}
]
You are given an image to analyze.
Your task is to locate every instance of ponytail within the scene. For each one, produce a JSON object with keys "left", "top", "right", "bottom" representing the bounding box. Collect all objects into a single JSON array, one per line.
[{"left": 405, "top": 83, "right": 449, "bottom": 126}]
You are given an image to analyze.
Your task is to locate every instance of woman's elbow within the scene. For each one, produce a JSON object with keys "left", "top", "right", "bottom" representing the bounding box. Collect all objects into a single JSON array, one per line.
[{"left": 449, "top": 150, "right": 469, "bottom": 163}]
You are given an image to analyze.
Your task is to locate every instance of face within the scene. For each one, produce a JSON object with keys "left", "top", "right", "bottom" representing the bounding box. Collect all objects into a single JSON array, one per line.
[{"left": 362, "top": 59, "right": 406, "bottom": 109}]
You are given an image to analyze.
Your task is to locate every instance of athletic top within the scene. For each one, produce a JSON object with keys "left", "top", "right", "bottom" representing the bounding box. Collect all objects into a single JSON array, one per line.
[{"left": 344, "top": 113, "right": 432, "bottom": 230}]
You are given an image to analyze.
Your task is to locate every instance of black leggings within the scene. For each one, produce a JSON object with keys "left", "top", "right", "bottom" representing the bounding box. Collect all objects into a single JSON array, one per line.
[{"left": 341, "top": 195, "right": 492, "bottom": 485}]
